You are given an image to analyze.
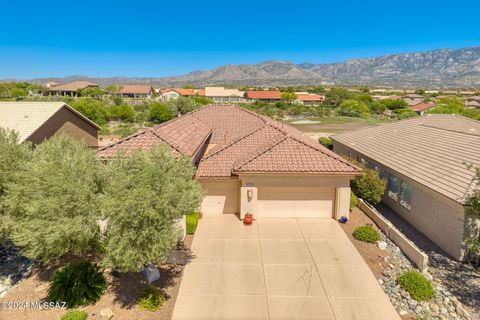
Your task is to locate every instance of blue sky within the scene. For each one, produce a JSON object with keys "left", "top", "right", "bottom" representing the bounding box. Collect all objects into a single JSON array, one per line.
[{"left": 1, "top": 0, "right": 479, "bottom": 79}]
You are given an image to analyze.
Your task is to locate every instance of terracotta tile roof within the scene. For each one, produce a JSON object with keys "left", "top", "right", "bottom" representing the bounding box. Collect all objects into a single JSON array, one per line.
[
  {"left": 96, "top": 115, "right": 211, "bottom": 158},
  {"left": 48, "top": 81, "right": 98, "bottom": 92},
  {"left": 296, "top": 94, "right": 323, "bottom": 101},
  {"left": 331, "top": 114, "right": 480, "bottom": 204},
  {"left": 245, "top": 90, "right": 282, "bottom": 100},
  {"left": 118, "top": 85, "right": 153, "bottom": 94},
  {"left": 97, "top": 104, "right": 360, "bottom": 177},
  {"left": 410, "top": 102, "right": 436, "bottom": 112},
  {"left": 197, "top": 89, "right": 205, "bottom": 96}
]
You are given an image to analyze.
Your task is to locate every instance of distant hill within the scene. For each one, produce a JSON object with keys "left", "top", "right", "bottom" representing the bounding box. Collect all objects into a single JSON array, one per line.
[{"left": 22, "top": 47, "right": 480, "bottom": 88}]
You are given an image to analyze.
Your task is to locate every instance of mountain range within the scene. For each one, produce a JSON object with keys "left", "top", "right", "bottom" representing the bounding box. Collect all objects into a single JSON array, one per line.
[{"left": 25, "top": 47, "right": 480, "bottom": 88}]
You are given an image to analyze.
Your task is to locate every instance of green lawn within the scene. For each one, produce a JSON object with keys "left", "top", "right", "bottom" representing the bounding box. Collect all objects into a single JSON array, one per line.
[{"left": 284, "top": 116, "right": 391, "bottom": 134}]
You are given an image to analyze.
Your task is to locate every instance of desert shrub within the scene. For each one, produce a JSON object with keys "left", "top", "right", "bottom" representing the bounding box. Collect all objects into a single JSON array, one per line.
[
  {"left": 350, "top": 167, "right": 386, "bottom": 205},
  {"left": 138, "top": 285, "right": 164, "bottom": 311},
  {"left": 48, "top": 260, "right": 106, "bottom": 308},
  {"left": 108, "top": 104, "right": 135, "bottom": 122},
  {"left": 397, "top": 270, "right": 435, "bottom": 301},
  {"left": 337, "top": 99, "right": 370, "bottom": 118},
  {"left": 353, "top": 225, "right": 381, "bottom": 243},
  {"left": 61, "top": 310, "right": 88, "bottom": 320},
  {"left": 350, "top": 192, "right": 357, "bottom": 210},
  {"left": 149, "top": 102, "right": 173, "bottom": 123},
  {"left": 318, "top": 137, "right": 333, "bottom": 150},
  {"left": 186, "top": 212, "right": 199, "bottom": 234},
  {"left": 395, "top": 108, "right": 417, "bottom": 119}
]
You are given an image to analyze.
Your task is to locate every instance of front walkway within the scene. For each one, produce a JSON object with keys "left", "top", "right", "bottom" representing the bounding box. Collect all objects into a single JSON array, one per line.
[{"left": 172, "top": 215, "right": 399, "bottom": 320}]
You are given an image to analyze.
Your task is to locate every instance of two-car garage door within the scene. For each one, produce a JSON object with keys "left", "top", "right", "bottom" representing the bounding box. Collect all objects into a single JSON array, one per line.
[
  {"left": 200, "top": 181, "right": 335, "bottom": 218},
  {"left": 257, "top": 186, "right": 334, "bottom": 218}
]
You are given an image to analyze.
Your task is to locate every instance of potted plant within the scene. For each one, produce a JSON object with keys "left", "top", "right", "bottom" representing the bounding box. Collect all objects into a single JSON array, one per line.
[{"left": 244, "top": 213, "right": 253, "bottom": 225}]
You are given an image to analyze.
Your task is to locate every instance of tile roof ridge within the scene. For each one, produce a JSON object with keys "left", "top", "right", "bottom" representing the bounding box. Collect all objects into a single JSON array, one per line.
[
  {"left": 233, "top": 135, "right": 289, "bottom": 172},
  {"left": 200, "top": 125, "right": 268, "bottom": 161},
  {"left": 286, "top": 133, "right": 361, "bottom": 172},
  {"left": 96, "top": 128, "right": 155, "bottom": 154},
  {"left": 148, "top": 128, "right": 183, "bottom": 154}
]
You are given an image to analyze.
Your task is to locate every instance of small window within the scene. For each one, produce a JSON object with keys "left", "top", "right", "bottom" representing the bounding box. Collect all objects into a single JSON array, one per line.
[
  {"left": 400, "top": 181, "right": 412, "bottom": 210},
  {"left": 376, "top": 166, "right": 387, "bottom": 180},
  {"left": 388, "top": 175, "right": 400, "bottom": 201}
]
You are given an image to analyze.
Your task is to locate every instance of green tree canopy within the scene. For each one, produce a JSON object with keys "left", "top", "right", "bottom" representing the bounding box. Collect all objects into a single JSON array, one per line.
[
  {"left": 338, "top": 99, "right": 370, "bottom": 118},
  {"left": 100, "top": 146, "right": 205, "bottom": 271},
  {"left": 108, "top": 104, "right": 135, "bottom": 122},
  {"left": 77, "top": 87, "right": 105, "bottom": 98},
  {"left": 149, "top": 102, "right": 173, "bottom": 123},
  {"left": 0, "top": 129, "right": 32, "bottom": 241},
  {"left": 281, "top": 91, "right": 298, "bottom": 104},
  {"left": 324, "top": 88, "right": 354, "bottom": 107},
  {"left": 70, "top": 98, "right": 109, "bottom": 125},
  {"left": 382, "top": 99, "right": 408, "bottom": 110},
  {"left": 2, "top": 135, "right": 102, "bottom": 262},
  {"left": 168, "top": 96, "right": 200, "bottom": 115}
]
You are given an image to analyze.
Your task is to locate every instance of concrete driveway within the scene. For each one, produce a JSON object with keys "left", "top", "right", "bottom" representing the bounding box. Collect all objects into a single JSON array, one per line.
[{"left": 172, "top": 215, "right": 400, "bottom": 320}]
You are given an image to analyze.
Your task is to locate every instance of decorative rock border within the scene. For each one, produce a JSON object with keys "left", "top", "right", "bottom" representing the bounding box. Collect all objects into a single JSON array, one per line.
[
  {"left": 0, "top": 242, "right": 34, "bottom": 298},
  {"left": 377, "top": 233, "right": 471, "bottom": 320}
]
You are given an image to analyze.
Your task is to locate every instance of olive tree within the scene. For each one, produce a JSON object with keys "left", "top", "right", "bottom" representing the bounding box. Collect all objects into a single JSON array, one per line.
[
  {"left": 100, "top": 145, "right": 205, "bottom": 271},
  {"left": 2, "top": 135, "right": 102, "bottom": 262},
  {"left": 0, "top": 129, "right": 32, "bottom": 241}
]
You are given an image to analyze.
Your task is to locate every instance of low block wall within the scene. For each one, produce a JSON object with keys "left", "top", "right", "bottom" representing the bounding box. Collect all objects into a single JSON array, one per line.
[{"left": 357, "top": 199, "right": 429, "bottom": 272}]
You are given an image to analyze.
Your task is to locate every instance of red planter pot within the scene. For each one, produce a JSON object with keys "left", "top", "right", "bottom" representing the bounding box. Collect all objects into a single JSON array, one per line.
[{"left": 244, "top": 215, "right": 253, "bottom": 225}]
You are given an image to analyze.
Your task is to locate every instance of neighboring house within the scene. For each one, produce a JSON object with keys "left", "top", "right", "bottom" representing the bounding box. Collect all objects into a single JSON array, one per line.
[
  {"left": 295, "top": 93, "right": 324, "bottom": 106},
  {"left": 331, "top": 115, "right": 480, "bottom": 260},
  {"left": 98, "top": 104, "right": 360, "bottom": 219},
  {"left": 403, "top": 94, "right": 424, "bottom": 106},
  {"left": 465, "top": 97, "right": 480, "bottom": 109},
  {"left": 409, "top": 102, "right": 436, "bottom": 115},
  {"left": 116, "top": 85, "right": 154, "bottom": 99},
  {"left": 244, "top": 90, "right": 282, "bottom": 103},
  {"left": 160, "top": 88, "right": 197, "bottom": 101},
  {"left": 373, "top": 95, "right": 402, "bottom": 101},
  {"left": 203, "top": 87, "right": 246, "bottom": 103},
  {"left": 47, "top": 81, "right": 99, "bottom": 97},
  {"left": 0, "top": 102, "right": 100, "bottom": 147}
]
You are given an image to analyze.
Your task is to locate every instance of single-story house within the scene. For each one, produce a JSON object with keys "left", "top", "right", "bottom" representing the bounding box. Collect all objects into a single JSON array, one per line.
[
  {"left": 159, "top": 88, "right": 197, "bottom": 101},
  {"left": 116, "top": 85, "right": 154, "bottom": 99},
  {"left": 203, "top": 87, "right": 246, "bottom": 103},
  {"left": 402, "top": 94, "right": 424, "bottom": 106},
  {"left": 295, "top": 93, "right": 324, "bottom": 106},
  {"left": 97, "top": 104, "right": 360, "bottom": 219},
  {"left": 0, "top": 102, "right": 100, "bottom": 147},
  {"left": 47, "top": 81, "right": 99, "bottom": 97},
  {"left": 331, "top": 115, "right": 480, "bottom": 260},
  {"left": 244, "top": 90, "right": 282, "bottom": 103},
  {"left": 465, "top": 97, "right": 480, "bottom": 109},
  {"left": 409, "top": 102, "right": 436, "bottom": 115}
]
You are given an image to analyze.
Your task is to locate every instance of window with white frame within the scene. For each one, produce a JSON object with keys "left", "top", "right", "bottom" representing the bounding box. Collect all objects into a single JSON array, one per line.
[
  {"left": 387, "top": 175, "right": 400, "bottom": 201},
  {"left": 399, "top": 181, "right": 412, "bottom": 210}
]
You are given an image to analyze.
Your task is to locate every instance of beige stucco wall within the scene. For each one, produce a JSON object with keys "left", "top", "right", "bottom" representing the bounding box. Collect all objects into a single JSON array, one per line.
[
  {"left": 333, "top": 141, "right": 467, "bottom": 260},
  {"left": 198, "top": 179, "right": 240, "bottom": 214}
]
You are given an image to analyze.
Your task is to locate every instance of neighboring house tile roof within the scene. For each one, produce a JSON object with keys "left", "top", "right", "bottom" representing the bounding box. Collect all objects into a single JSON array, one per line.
[
  {"left": 245, "top": 90, "right": 282, "bottom": 100},
  {"left": 0, "top": 102, "right": 101, "bottom": 143},
  {"left": 98, "top": 104, "right": 360, "bottom": 178},
  {"left": 331, "top": 115, "right": 480, "bottom": 204},
  {"left": 97, "top": 115, "right": 211, "bottom": 158},
  {"left": 410, "top": 102, "right": 436, "bottom": 112},
  {"left": 118, "top": 85, "right": 153, "bottom": 94},
  {"left": 296, "top": 94, "right": 323, "bottom": 101},
  {"left": 48, "top": 81, "right": 98, "bottom": 92}
]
